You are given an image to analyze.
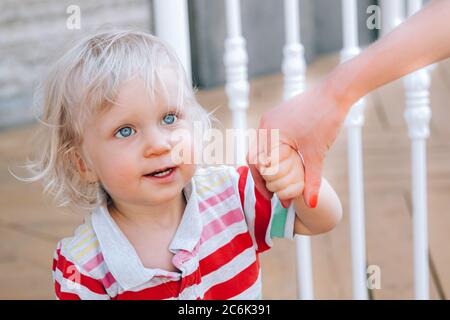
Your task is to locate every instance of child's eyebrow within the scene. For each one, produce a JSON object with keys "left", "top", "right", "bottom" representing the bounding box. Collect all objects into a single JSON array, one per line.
[
  {"left": 98, "top": 109, "right": 142, "bottom": 130},
  {"left": 98, "top": 100, "right": 182, "bottom": 129}
]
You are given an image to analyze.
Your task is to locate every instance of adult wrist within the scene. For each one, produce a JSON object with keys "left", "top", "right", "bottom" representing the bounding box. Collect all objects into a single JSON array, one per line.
[{"left": 321, "top": 62, "right": 362, "bottom": 113}]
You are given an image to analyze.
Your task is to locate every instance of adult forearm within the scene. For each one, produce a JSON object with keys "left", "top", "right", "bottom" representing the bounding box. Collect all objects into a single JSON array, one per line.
[{"left": 326, "top": 0, "right": 450, "bottom": 110}]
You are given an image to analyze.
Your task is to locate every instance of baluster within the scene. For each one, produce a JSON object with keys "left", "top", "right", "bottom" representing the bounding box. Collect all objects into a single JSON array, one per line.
[
  {"left": 341, "top": 0, "right": 368, "bottom": 300},
  {"left": 282, "top": 0, "right": 305, "bottom": 99},
  {"left": 380, "top": 0, "right": 405, "bottom": 36},
  {"left": 282, "top": 0, "right": 313, "bottom": 300},
  {"left": 153, "top": 0, "right": 192, "bottom": 82},
  {"left": 224, "top": 0, "right": 249, "bottom": 166},
  {"left": 403, "top": 0, "right": 431, "bottom": 300}
]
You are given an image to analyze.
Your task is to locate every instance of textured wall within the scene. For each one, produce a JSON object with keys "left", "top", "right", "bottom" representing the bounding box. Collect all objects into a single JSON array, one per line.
[{"left": 0, "top": 0, "right": 151, "bottom": 128}]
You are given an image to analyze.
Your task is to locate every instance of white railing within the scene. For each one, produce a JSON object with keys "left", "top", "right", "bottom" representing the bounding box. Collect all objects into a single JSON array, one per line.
[
  {"left": 282, "top": 0, "right": 314, "bottom": 300},
  {"left": 341, "top": 0, "right": 369, "bottom": 300},
  {"left": 155, "top": 0, "right": 431, "bottom": 300},
  {"left": 403, "top": 0, "right": 431, "bottom": 301},
  {"left": 223, "top": 0, "right": 249, "bottom": 166},
  {"left": 153, "top": 0, "right": 192, "bottom": 83}
]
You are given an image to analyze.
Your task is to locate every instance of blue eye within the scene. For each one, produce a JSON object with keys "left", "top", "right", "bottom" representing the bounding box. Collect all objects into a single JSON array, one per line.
[
  {"left": 115, "top": 126, "right": 135, "bottom": 138},
  {"left": 162, "top": 113, "right": 178, "bottom": 125}
]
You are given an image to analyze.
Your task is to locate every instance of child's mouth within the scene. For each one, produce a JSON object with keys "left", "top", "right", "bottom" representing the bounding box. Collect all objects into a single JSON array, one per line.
[{"left": 144, "top": 166, "right": 177, "bottom": 181}]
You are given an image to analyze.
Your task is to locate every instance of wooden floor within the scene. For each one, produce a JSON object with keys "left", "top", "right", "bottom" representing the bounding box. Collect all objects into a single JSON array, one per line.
[{"left": 1, "top": 53, "right": 450, "bottom": 299}]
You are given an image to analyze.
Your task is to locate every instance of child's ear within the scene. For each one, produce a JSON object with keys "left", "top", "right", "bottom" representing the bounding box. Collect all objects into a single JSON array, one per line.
[{"left": 74, "top": 150, "right": 99, "bottom": 183}]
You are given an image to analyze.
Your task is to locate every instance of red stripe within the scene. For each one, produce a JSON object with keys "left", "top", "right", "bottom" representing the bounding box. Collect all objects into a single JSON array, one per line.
[
  {"left": 199, "top": 232, "right": 254, "bottom": 276},
  {"left": 237, "top": 165, "right": 272, "bottom": 254},
  {"left": 114, "top": 280, "right": 182, "bottom": 300},
  {"left": 237, "top": 166, "right": 248, "bottom": 210},
  {"left": 55, "top": 281, "right": 81, "bottom": 300},
  {"left": 180, "top": 271, "right": 201, "bottom": 290},
  {"left": 55, "top": 249, "right": 107, "bottom": 296},
  {"left": 202, "top": 260, "right": 260, "bottom": 299},
  {"left": 52, "top": 256, "right": 57, "bottom": 272},
  {"left": 253, "top": 184, "right": 272, "bottom": 253}
]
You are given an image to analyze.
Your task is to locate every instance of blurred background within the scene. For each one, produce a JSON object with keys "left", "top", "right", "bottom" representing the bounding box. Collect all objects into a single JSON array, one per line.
[{"left": 1, "top": 0, "right": 450, "bottom": 299}]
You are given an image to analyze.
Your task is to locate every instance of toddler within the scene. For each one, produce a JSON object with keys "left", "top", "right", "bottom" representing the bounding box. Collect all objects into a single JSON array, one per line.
[{"left": 24, "top": 30, "right": 342, "bottom": 299}]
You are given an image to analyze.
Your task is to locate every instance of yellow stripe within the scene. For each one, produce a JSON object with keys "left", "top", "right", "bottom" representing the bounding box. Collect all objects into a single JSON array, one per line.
[
  {"left": 77, "top": 225, "right": 90, "bottom": 237},
  {"left": 196, "top": 172, "right": 228, "bottom": 187},
  {"left": 73, "top": 240, "right": 99, "bottom": 260},
  {"left": 196, "top": 174, "right": 229, "bottom": 195},
  {"left": 62, "top": 225, "right": 90, "bottom": 252},
  {"left": 71, "top": 232, "right": 96, "bottom": 251}
]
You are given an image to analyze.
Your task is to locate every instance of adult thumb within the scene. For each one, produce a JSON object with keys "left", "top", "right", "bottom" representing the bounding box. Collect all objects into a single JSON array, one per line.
[{"left": 302, "top": 157, "right": 323, "bottom": 208}]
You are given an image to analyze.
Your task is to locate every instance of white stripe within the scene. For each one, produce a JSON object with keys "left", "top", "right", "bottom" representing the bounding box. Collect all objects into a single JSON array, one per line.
[
  {"left": 200, "top": 192, "right": 241, "bottom": 225},
  {"left": 104, "top": 282, "right": 120, "bottom": 298},
  {"left": 243, "top": 167, "right": 258, "bottom": 249},
  {"left": 178, "top": 284, "right": 200, "bottom": 300},
  {"left": 285, "top": 202, "right": 297, "bottom": 239},
  {"left": 199, "top": 220, "right": 250, "bottom": 259},
  {"left": 53, "top": 268, "right": 110, "bottom": 300},
  {"left": 178, "top": 255, "right": 199, "bottom": 278}
]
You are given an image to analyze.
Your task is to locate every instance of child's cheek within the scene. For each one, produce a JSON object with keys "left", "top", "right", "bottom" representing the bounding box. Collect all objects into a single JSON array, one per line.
[
  {"left": 104, "top": 158, "right": 131, "bottom": 186},
  {"left": 170, "top": 129, "right": 196, "bottom": 165},
  {"left": 99, "top": 155, "right": 136, "bottom": 190}
]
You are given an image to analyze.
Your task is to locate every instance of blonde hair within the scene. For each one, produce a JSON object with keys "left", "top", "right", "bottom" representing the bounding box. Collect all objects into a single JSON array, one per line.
[{"left": 12, "top": 28, "right": 213, "bottom": 210}]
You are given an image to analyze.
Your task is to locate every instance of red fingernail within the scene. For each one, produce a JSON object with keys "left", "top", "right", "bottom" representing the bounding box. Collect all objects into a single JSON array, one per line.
[{"left": 309, "top": 194, "right": 318, "bottom": 208}]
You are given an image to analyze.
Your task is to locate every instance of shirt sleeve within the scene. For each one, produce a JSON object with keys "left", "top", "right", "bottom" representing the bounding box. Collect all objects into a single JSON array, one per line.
[
  {"left": 52, "top": 240, "right": 110, "bottom": 300},
  {"left": 229, "top": 165, "right": 296, "bottom": 254}
]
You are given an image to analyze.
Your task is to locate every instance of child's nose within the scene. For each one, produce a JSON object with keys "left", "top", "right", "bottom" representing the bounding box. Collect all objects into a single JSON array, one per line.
[{"left": 143, "top": 128, "right": 172, "bottom": 157}]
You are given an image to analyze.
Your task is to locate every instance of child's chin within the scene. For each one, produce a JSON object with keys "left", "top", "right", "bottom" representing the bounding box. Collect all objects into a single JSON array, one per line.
[{"left": 148, "top": 186, "right": 183, "bottom": 202}]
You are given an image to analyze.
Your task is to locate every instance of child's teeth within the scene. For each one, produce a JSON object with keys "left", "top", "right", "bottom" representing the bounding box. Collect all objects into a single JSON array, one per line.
[{"left": 153, "top": 168, "right": 172, "bottom": 177}]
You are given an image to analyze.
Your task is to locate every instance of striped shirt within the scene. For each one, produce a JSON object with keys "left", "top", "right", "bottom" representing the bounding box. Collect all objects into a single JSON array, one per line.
[{"left": 52, "top": 165, "right": 296, "bottom": 300}]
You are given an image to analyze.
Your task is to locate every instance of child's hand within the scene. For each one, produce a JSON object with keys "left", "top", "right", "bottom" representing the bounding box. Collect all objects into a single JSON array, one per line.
[{"left": 256, "top": 144, "right": 305, "bottom": 207}]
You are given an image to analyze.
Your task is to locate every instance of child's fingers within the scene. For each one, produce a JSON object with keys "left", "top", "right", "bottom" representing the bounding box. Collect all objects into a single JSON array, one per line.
[
  {"left": 259, "top": 158, "right": 293, "bottom": 181},
  {"left": 275, "top": 182, "right": 304, "bottom": 201},
  {"left": 247, "top": 134, "right": 269, "bottom": 168},
  {"left": 265, "top": 173, "right": 298, "bottom": 193},
  {"left": 263, "top": 144, "right": 291, "bottom": 168}
]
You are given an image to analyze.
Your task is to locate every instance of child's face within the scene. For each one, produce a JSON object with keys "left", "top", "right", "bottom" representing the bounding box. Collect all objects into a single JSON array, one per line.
[{"left": 79, "top": 77, "right": 196, "bottom": 207}]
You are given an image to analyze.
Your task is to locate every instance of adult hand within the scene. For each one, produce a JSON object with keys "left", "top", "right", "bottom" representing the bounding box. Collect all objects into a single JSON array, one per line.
[
  {"left": 247, "top": 0, "right": 450, "bottom": 208},
  {"left": 248, "top": 82, "right": 348, "bottom": 208}
]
